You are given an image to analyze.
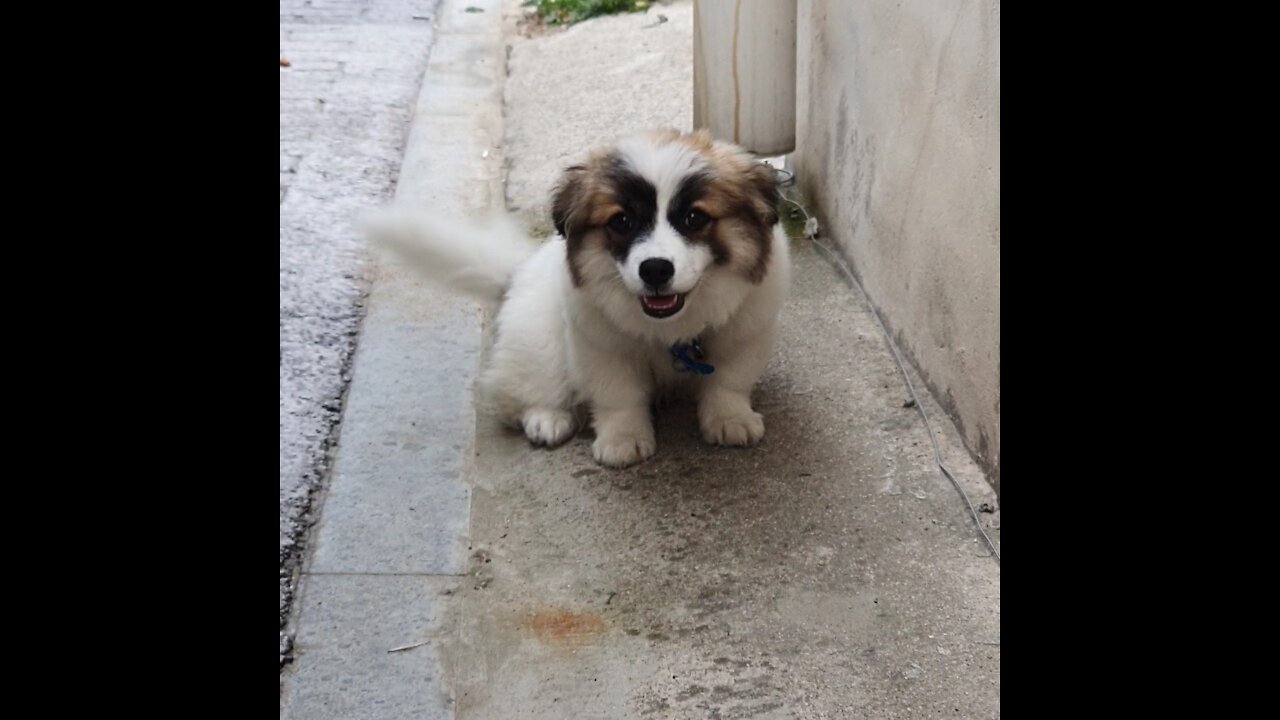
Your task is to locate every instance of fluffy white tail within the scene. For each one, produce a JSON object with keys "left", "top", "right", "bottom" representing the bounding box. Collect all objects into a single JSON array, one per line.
[{"left": 362, "top": 207, "right": 538, "bottom": 302}]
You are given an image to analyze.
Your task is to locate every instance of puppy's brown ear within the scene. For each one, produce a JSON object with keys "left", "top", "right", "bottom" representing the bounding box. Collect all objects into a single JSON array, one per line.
[
  {"left": 745, "top": 162, "right": 782, "bottom": 227},
  {"left": 551, "top": 165, "right": 587, "bottom": 239}
]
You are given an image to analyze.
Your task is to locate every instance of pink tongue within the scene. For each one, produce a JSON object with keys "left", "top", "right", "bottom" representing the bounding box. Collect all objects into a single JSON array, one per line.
[{"left": 644, "top": 294, "right": 678, "bottom": 309}]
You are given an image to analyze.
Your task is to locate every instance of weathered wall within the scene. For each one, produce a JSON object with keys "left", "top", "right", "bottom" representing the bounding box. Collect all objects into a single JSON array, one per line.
[{"left": 794, "top": 0, "right": 1000, "bottom": 492}]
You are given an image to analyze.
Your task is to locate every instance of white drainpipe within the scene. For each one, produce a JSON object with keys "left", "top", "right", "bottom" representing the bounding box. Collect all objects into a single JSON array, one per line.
[{"left": 692, "top": 0, "right": 798, "bottom": 156}]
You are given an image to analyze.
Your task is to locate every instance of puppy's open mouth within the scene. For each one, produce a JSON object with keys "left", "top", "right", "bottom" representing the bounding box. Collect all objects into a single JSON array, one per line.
[{"left": 640, "top": 293, "right": 685, "bottom": 319}]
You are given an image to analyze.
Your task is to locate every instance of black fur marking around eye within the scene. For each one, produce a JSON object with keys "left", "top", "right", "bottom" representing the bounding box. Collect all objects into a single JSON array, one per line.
[
  {"left": 602, "top": 156, "right": 657, "bottom": 260},
  {"left": 668, "top": 172, "right": 711, "bottom": 238}
]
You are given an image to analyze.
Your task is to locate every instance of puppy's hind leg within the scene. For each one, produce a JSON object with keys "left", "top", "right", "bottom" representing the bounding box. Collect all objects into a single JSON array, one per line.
[
  {"left": 482, "top": 336, "right": 577, "bottom": 447},
  {"left": 520, "top": 406, "right": 576, "bottom": 447},
  {"left": 476, "top": 236, "right": 582, "bottom": 447},
  {"left": 481, "top": 349, "right": 577, "bottom": 446}
]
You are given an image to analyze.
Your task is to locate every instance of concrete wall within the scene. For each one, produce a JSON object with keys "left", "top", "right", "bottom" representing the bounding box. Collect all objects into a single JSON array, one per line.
[{"left": 793, "top": 0, "right": 1000, "bottom": 493}]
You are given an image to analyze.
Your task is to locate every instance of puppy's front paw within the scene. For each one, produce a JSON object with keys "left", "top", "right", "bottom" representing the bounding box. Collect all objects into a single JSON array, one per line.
[
  {"left": 699, "top": 393, "right": 765, "bottom": 446},
  {"left": 522, "top": 407, "right": 576, "bottom": 447},
  {"left": 592, "top": 433, "right": 656, "bottom": 468}
]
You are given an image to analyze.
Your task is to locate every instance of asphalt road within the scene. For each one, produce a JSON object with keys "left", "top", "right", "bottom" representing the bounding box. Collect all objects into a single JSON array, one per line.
[{"left": 279, "top": 0, "right": 439, "bottom": 665}]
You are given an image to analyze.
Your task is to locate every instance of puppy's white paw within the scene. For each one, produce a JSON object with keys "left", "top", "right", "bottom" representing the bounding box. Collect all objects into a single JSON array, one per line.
[
  {"left": 522, "top": 407, "right": 575, "bottom": 447},
  {"left": 592, "top": 433, "right": 656, "bottom": 467},
  {"left": 590, "top": 409, "right": 655, "bottom": 467},
  {"left": 699, "top": 393, "right": 765, "bottom": 446}
]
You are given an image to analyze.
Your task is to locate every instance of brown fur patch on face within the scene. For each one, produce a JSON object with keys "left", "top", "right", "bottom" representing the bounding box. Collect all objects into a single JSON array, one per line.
[
  {"left": 664, "top": 132, "right": 781, "bottom": 283},
  {"left": 551, "top": 147, "right": 632, "bottom": 287}
]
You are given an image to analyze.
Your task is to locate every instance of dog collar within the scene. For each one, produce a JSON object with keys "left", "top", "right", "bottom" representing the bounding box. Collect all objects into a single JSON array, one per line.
[{"left": 670, "top": 338, "right": 715, "bottom": 375}]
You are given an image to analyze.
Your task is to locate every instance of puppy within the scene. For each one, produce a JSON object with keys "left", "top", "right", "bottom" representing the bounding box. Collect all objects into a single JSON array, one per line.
[{"left": 367, "top": 128, "right": 789, "bottom": 467}]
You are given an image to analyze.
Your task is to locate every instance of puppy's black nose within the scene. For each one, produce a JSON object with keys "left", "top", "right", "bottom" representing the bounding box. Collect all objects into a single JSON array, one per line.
[{"left": 639, "top": 258, "right": 675, "bottom": 289}]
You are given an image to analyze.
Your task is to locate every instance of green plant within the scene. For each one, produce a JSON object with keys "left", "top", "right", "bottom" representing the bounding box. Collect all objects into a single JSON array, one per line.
[{"left": 525, "top": 0, "right": 650, "bottom": 25}]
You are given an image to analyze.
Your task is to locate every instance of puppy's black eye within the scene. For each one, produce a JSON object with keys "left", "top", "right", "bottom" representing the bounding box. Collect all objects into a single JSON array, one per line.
[
  {"left": 607, "top": 213, "right": 633, "bottom": 233},
  {"left": 683, "top": 210, "right": 711, "bottom": 232}
]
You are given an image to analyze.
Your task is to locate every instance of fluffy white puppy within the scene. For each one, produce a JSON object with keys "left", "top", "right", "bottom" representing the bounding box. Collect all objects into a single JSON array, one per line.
[{"left": 367, "top": 129, "right": 789, "bottom": 468}]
